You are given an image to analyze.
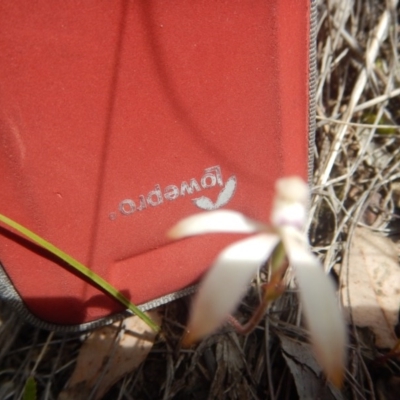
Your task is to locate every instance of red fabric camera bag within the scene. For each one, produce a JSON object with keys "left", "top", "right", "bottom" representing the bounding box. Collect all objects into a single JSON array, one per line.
[{"left": 0, "top": 0, "right": 316, "bottom": 330}]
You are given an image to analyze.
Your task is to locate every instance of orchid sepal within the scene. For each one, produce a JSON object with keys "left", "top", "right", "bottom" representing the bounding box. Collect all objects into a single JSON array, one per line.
[{"left": 182, "top": 232, "right": 280, "bottom": 346}]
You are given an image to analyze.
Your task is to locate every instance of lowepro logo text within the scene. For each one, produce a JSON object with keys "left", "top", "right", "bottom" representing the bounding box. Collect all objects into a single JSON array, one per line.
[{"left": 114, "top": 166, "right": 236, "bottom": 218}]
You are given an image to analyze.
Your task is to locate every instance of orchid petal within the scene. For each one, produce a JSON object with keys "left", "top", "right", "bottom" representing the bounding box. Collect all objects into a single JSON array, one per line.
[
  {"left": 167, "top": 210, "right": 267, "bottom": 240},
  {"left": 280, "top": 226, "right": 347, "bottom": 387},
  {"left": 271, "top": 177, "right": 309, "bottom": 230},
  {"left": 184, "top": 233, "right": 280, "bottom": 345},
  {"left": 275, "top": 176, "right": 309, "bottom": 204}
]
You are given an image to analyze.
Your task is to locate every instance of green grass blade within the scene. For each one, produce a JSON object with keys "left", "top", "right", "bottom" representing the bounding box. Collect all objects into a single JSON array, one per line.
[
  {"left": 0, "top": 214, "right": 160, "bottom": 332},
  {"left": 22, "top": 376, "right": 36, "bottom": 400}
]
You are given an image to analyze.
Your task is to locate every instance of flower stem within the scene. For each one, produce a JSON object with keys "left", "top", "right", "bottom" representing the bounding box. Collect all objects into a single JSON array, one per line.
[{"left": 228, "top": 259, "right": 288, "bottom": 335}]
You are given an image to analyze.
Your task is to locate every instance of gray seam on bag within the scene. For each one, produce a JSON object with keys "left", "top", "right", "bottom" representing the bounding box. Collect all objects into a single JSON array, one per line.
[
  {"left": 308, "top": 0, "right": 318, "bottom": 184},
  {"left": 0, "top": 262, "right": 196, "bottom": 332}
]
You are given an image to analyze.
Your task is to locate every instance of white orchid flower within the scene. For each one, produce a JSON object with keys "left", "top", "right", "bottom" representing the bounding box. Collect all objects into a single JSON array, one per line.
[{"left": 168, "top": 177, "right": 347, "bottom": 387}]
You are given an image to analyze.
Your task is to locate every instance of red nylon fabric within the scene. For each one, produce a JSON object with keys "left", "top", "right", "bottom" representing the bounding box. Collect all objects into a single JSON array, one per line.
[{"left": 0, "top": 0, "right": 311, "bottom": 325}]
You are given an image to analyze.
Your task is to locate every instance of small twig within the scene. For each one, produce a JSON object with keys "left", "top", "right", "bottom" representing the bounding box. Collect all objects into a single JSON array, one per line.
[
  {"left": 316, "top": 116, "right": 400, "bottom": 131},
  {"left": 318, "top": 6, "right": 395, "bottom": 188},
  {"left": 373, "top": 339, "right": 400, "bottom": 365}
]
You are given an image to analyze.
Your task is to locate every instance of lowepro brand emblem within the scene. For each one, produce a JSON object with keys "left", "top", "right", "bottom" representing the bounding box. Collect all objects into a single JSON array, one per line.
[{"left": 113, "top": 166, "right": 236, "bottom": 219}]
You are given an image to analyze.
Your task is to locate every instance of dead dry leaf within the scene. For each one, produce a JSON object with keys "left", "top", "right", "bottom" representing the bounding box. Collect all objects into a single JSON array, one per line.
[
  {"left": 58, "top": 310, "right": 162, "bottom": 400},
  {"left": 279, "top": 334, "right": 343, "bottom": 400},
  {"left": 339, "top": 228, "right": 400, "bottom": 348},
  {"left": 208, "top": 333, "right": 252, "bottom": 400}
]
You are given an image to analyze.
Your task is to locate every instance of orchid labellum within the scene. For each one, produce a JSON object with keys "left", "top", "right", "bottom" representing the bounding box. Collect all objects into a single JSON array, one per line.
[{"left": 168, "top": 177, "right": 347, "bottom": 387}]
